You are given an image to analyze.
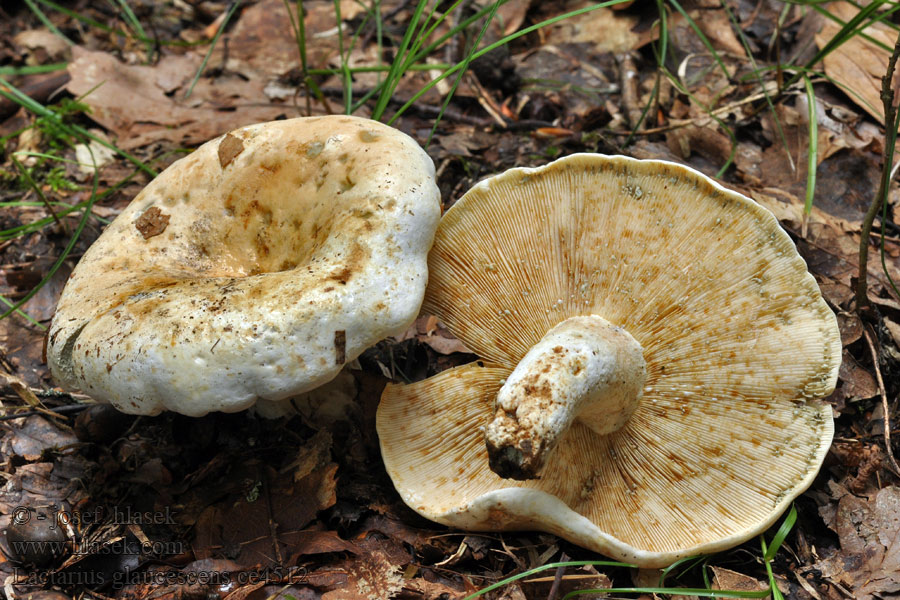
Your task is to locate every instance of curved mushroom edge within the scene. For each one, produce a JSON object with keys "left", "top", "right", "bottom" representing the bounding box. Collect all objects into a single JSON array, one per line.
[
  {"left": 378, "top": 362, "right": 834, "bottom": 568},
  {"left": 433, "top": 444, "right": 833, "bottom": 569},
  {"left": 379, "top": 152, "right": 841, "bottom": 566},
  {"left": 48, "top": 116, "right": 441, "bottom": 416}
]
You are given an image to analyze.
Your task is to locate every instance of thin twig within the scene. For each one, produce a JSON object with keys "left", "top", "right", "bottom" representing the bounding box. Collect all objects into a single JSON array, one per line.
[
  {"left": 264, "top": 471, "right": 285, "bottom": 566},
  {"left": 856, "top": 27, "right": 900, "bottom": 311},
  {"left": 0, "top": 404, "right": 89, "bottom": 422},
  {"left": 545, "top": 552, "right": 569, "bottom": 600},
  {"left": 862, "top": 325, "right": 900, "bottom": 476}
]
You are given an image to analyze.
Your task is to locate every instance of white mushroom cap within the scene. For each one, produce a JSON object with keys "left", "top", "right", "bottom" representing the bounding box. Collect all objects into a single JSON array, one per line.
[
  {"left": 48, "top": 116, "right": 440, "bottom": 416},
  {"left": 377, "top": 153, "right": 840, "bottom": 567}
]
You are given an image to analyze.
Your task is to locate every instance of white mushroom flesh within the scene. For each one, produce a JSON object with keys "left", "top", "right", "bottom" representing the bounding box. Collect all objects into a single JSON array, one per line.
[
  {"left": 486, "top": 315, "right": 646, "bottom": 479},
  {"left": 377, "top": 153, "right": 841, "bottom": 567},
  {"left": 48, "top": 116, "right": 440, "bottom": 416}
]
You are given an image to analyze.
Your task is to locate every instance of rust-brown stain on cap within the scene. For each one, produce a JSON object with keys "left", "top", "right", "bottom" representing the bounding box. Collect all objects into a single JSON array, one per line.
[
  {"left": 135, "top": 206, "right": 170, "bottom": 239},
  {"left": 218, "top": 133, "right": 244, "bottom": 169}
]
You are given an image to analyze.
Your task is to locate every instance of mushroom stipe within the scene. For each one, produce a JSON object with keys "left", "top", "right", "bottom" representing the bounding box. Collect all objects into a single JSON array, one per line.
[{"left": 377, "top": 153, "right": 841, "bottom": 567}]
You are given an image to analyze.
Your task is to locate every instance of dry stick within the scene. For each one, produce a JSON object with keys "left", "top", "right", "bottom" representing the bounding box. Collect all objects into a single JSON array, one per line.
[
  {"left": 545, "top": 552, "right": 569, "bottom": 600},
  {"left": 863, "top": 325, "right": 900, "bottom": 476},
  {"left": 856, "top": 29, "right": 900, "bottom": 311},
  {"left": 617, "top": 52, "right": 643, "bottom": 130},
  {"left": 264, "top": 471, "right": 285, "bottom": 566}
]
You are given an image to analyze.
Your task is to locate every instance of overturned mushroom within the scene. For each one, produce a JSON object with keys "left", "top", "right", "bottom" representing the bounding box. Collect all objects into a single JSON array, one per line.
[
  {"left": 377, "top": 153, "right": 840, "bottom": 567},
  {"left": 48, "top": 116, "right": 440, "bottom": 416}
]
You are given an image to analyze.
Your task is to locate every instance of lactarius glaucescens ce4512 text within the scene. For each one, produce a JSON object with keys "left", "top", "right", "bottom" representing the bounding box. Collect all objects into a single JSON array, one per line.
[
  {"left": 377, "top": 153, "right": 841, "bottom": 567},
  {"left": 48, "top": 116, "right": 440, "bottom": 416}
]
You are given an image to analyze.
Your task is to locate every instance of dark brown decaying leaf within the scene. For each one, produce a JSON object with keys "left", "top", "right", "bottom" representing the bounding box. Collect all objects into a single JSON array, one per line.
[
  {"left": 811, "top": 485, "right": 900, "bottom": 599},
  {"left": 1, "top": 415, "right": 79, "bottom": 461},
  {"left": 321, "top": 542, "right": 404, "bottom": 600},
  {"left": 192, "top": 439, "right": 339, "bottom": 567}
]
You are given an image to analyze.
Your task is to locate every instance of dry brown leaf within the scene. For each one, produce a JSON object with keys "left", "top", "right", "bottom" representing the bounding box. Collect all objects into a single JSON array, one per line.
[
  {"left": 0, "top": 460, "right": 91, "bottom": 534},
  {"left": 694, "top": 9, "right": 746, "bottom": 57},
  {"left": 14, "top": 29, "right": 70, "bottom": 64},
  {"left": 0, "top": 312, "right": 50, "bottom": 388},
  {"left": 0, "top": 416, "right": 79, "bottom": 461},
  {"left": 811, "top": 486, "right": 900, "bottom": 599},
  {"left": 543, "top": 3, "right": 642, "bottom": 54},
  {"left": 395, "top": 316, "right": 471, "bottom": 354},
  {"left": 711, "top": 566, "right": 777, "bottom": 595},
  {"left": 884, "top": 317, "right": 900, "bottom": 348},
  {"left": 665, "top": 122, "right": 733, "bottom": 165},
  {"left": 192, "top": 455, "right": 338, "bottom": 567},
  {"left": 66, "top": 48, "right": 299, "bottom": 149},
  {"left": 837, "top": 311, "right": 863, "bottom": 346},
  {"left": 223, "top": 0, "right": 362, "bottom": 80},
  {"left": 495, "top": 0, "right": 532, "bottom": 35},
  {"left": 815, "top": 2, "right": 898, "bottom": 124},
  {"left": 321, "top": 547, "right": 404, "bottom": 600}
]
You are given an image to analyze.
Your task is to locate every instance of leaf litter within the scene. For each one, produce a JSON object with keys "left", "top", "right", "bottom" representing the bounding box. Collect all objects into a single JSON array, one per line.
[{"left": 1, "top": 0, "right": 899, "bottom": 598}]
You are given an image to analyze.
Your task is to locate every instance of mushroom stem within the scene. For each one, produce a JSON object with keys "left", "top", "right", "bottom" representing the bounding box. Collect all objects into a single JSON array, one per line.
[{"left": 485, "top": 315, "right": 646, "bottom": 480}]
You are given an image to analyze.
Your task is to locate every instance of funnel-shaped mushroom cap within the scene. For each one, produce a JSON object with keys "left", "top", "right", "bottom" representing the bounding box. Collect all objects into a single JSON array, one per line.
[
  {"left": 49, "top": 116, "right": 440, "bottom": 416},
  {"left": 377, "top": 154, "right": 840, "bottom": 567}
]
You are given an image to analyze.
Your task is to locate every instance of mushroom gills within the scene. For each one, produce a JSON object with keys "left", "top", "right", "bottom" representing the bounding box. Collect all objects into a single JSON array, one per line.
[{"left": 485, "top": 315, "right": 646, "bottom": 480}]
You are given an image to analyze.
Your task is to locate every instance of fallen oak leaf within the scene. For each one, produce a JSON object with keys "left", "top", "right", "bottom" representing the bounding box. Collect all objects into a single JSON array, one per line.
[
  {"left": 809, "top": 485, "right": 900, "bottom": 599},
  {"left": 66, "top": 48, "right": 297, "bottom": 150}
]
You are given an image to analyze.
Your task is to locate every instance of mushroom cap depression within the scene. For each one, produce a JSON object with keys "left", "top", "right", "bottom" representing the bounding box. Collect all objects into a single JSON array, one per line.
[
  {"left": 377, "top": 153, "right": 840, "bottom": 567},
  {"left": 49, "top": 116, "right": 440, "bottom": 416}
]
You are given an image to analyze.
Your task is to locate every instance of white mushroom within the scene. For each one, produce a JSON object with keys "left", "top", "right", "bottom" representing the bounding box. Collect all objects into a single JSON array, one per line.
[
  {"left": 377, "top": 153, "right": 841, "bottom": 567},
  {"left": 48, "top": 116, "right": 440, "bottom": 416}
]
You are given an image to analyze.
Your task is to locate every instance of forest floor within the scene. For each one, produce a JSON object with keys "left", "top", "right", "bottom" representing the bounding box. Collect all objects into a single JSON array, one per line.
[{"left": 0, "top": 0, "right": 899, "bottom": 599}]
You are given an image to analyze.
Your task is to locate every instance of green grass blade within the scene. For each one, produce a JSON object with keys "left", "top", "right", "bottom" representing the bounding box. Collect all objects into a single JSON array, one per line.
[
  {"left": 10, "top": 155, "right": 66, "bottom": 234},
  {"left": 461, "top": 561, "right": 636, "bottom": 600},
  {"left": 878, "top": 50, "right": 900, "bottom": 300},
  {"left": 425, "top": 0, "right": 501, "bottom": 145},
  {"left": 0, "top": 63, "right": 69, "bottom": 76},
  {"left": 408, "top": 0, "right": 507, "bottom": 68},
  {"left": 184, "top": 0, "right": 242, "bottom": 100},
  {"left": 0, "top": 78, "right": 156, "bottom": 177},
  {"left": 333, "top": 0, "right": 352, "bottom": 113},
  {"left": 666, "top": 0, "right": 729, "bottom": 80},
  {"left": 372, "top": 0, "right": 431, "bottom": 121},
  {"left": 787, "top": 0, "right": 884, "bottom": 90},
  {"left": 765, "top": 504, "right": 797, "bottom": 562},
  {"left": 658, "top": 554, "right": 707, "bottom": 585},
  {"left": 22, "top": 0, "right": 74, "bottom": 45},
  {"left": 0, "top": 295, "right": 46, "bottom": 330},
  {"left": 0, "top": 156, "right": 101, "bottom": 321},
  {"left": 802, "top": 76, "right": 818, "bottom": 232},
  {"left": 388, "top": 0, "right": 628, "bottom": 125},
  {"left": 32, "top": 0, "right": 207, "bottom": 47},
  {"left": 722, "top": 0, "right": 794, "bottom": 173},
  {"left": 564, "top": 588, "right": 769, "bottom": 599},
  {"left": 812, "top": 1, "right": 899, "bottom": 54},
  {"left": 111, "top": 0, "right": 151, "bottom": 54}
]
